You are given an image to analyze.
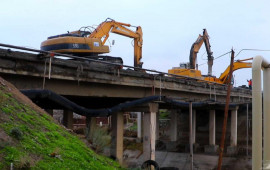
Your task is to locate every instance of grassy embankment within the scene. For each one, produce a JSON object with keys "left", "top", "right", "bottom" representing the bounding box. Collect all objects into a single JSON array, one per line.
[{"left": 0, "top": 78, "right": 122, "bottom": 169}]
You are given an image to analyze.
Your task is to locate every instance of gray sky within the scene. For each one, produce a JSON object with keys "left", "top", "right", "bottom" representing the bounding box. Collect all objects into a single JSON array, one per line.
[{"left": 1, "top": 0, "right": 270, "bottom": 86}]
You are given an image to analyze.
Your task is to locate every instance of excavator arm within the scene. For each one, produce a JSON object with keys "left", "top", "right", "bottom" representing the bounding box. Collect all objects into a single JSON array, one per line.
[
  {"left": 90, "top": 18, "right": 143, "bottom": 68},
  {"left": 219, "top": 58, "right": 252, "bottom": 84},
  {"left": 189, "top": 35, "right": 204, "bottom": 69},
  {"left": 203, "top": 29, "right": 214, "bottom": 75},
  {"left": 189, "top": 29, "right": 214, "bottom": 75}
]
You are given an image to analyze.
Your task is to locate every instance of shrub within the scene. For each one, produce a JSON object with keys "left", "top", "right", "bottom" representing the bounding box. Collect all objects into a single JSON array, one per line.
[
  {"left": 89, "top": 127, "right": 111, "bottom": 153},
  {"left": 10, "top": 128, "right": 23, "bottom": 140},
  {"left": 16, "top": 155, "right": 32, "bottom": 169}
]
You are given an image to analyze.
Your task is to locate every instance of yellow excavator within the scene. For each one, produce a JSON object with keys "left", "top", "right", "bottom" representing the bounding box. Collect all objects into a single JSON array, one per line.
[
  {"left": 204, "top": 58, "right": 252, "bottom": 84},
  {"left": 189, "top": 29, "right": 214, "bottom": 75},
  {"left": 169, "top": 29, "right": 214, "bottom": 78},
  {"left": 170, "top": 58, "right": 252, "bottom": 84},
  {"left": 41, "top": 18, "right": 143, "bottom": 68},
  {"left": 168, "top": 29, "right": 252, "bottom": 84}
]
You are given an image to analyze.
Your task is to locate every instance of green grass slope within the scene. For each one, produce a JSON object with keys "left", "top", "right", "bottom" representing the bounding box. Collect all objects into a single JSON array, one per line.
[{"left": 0, "top": 77, "right": 122, "bottom": 169}]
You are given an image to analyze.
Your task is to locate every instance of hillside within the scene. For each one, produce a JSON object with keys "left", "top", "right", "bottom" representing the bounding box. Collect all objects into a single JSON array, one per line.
[{"left": 0, "top": 77, "right": 122, "bottom": 169}]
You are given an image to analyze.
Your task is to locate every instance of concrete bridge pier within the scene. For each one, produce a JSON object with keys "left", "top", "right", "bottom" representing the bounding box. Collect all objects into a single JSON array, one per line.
[
  {"left": 227, "top": 107, "right": 238, "bottom": 155},
  {"left": 137, "top": 112, "right": 142, "bottom": 141},
  {"left": 85, "top": 117, "right": 96, "bottom": 140},
  {"left": 192, "top": 110, "right": 199, "bottom": 152},
  {"left": 192, "top": 110, "right": 196, "bottom": 144},
  {"left": 169, "top": 110, "right": 178, "bottom": 142},
  {"left": 204, "top": 110, "right": 218, "bottom": 153},
  {"left": 156, "top": 111, "right": 159, "bottom": 142},
  {"left": 110, "top": 112, "right": 124, "bottom": 164},
  {"left": 143, "top": 103, "right": 159, "bottom": 161},
  {"left": 63, "top": 110, "right": 73, "bottom": 129},
  {"left": 165, "top": 110, "right": 179, "bottom": 151}
]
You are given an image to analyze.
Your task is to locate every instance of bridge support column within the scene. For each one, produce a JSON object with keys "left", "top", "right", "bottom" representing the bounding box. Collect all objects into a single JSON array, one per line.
[
  {"left": 209, "top": 110, "right": 216, "bottom": 145},
  {"left": 156, "top": 111, "right": 159, "bottom": 141},
  {"left": 227, "top": 107, "right": 238, "bottom": 155},
  {"left": 170, "top": 110, "right": 178, "bottom": 141},
  {"left": 143, "top": 103, "right": 158, "bottom": 161},
  {"left": 192, "top": 110, "right": 199, "bottom": 152},
  {"left": 137, "top": 112, "right": 142, "bottom": 141},
  {"left": 192, "top": 110, "right": 196, "bottom": 144},
  {"left": 63, "top": 110, "right": 73, "bottom": 129},
  {"left": 111, "top": 112, "right": 124, "bottom": 164},
  {"left": 86, "top": 117, "right": 96, "bottom": 140},
  {"left": 204, "top": 110, "right": 218, "bottom": 154},
  {"left": 166, "top": 110, "right": 179, "bottom": 151}
]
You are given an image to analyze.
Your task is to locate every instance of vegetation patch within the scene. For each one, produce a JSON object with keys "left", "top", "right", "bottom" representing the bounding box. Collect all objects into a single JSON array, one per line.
[
  {"left": 124, "top": 139, "right": 142, "bottom": 151},
  {"left": 0, "top": 77, "right": 123, "bottom": 169},
  {"left": 88, "top": 126, "right": 111, "bottom": 153},
  {"left": 10, "top": 127, "right": 23, "bottom": 140}
]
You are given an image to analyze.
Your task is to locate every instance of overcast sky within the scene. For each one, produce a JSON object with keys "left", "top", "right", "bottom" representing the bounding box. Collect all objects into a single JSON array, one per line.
[{"left": 1, "top": 0, "right": 270, "bottom": 86}]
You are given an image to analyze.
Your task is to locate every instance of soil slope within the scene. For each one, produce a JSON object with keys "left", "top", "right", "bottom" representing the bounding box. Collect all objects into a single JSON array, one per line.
[{"left": 0, "top": 77, "right": 122, "bottom": 169}]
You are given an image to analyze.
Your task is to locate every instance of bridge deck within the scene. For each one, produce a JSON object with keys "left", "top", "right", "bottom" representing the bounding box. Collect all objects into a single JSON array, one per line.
[{"left": 0, "top": 48, "right": 251, "bottom": 106}]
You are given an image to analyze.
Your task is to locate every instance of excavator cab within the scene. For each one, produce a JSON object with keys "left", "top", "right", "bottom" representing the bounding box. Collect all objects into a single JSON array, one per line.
[
  {"left": 179, "top": 62, "right": 190, "bottom": 69},
  {"left": 168, "top": 62, "right": 202, "bottom": 79},
  {"left": 78, "top": 31, "right": 91, "bottom": 37},
  {"left": 47, "top": 33, "right": 81, "bottom": 39}
]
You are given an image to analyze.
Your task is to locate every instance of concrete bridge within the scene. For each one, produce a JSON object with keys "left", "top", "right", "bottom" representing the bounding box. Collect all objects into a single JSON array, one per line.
[{"left": 0, "top": 47, "right": 252, "bottom": 165}]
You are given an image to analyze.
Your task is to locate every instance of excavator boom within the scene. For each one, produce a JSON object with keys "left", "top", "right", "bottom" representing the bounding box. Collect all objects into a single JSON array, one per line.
[
  {"left": 218, "top": 58, "right": 252, "bottom": 84},
  {"left": 89, "top": 18, "right": 143, "bottom": 68},
  {"left": 189, "top": 29, "right": 214, "bottom": 75},
  {"left": 169, "top": 29, "right": 252, "bottom": 85},
  {"left": 40, "top": 18, "right": 143, "bottom": 68}
]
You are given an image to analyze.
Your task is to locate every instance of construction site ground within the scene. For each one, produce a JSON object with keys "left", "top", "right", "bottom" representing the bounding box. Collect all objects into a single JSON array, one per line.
[{"left": 123, "top": 149, "right": 251, "bottom": 170}]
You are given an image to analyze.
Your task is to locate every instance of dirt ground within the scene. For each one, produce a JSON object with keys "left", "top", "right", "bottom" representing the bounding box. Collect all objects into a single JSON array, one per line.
[
  {"left": 123, "top": 150, "right": 251, "bottom": 170},
  {"left": 0, "top": 77, "right": 47, "bottom": 116}
]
